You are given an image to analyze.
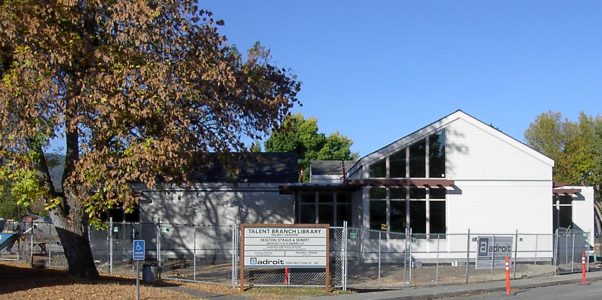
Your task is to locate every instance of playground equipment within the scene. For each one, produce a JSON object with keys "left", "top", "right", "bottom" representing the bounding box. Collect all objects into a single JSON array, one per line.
[{"left": 0, "top": 232, "right": 18, "bottom": 253}]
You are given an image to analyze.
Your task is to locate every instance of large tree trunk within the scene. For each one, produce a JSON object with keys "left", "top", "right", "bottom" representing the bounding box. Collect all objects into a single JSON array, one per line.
[{"left": 49, "top": 194, "right": 99, "bottom": 279}]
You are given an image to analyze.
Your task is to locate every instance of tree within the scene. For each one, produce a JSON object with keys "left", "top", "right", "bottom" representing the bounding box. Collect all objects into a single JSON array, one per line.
[
  {"left": 0, "top": 1, "right": 299, "bottom": 278},
  {"left": 525, "top": 111, "right": 602, "bottom": 233},
  {"left": 264, "top": 113, "right": 357, "bottom": 181}
]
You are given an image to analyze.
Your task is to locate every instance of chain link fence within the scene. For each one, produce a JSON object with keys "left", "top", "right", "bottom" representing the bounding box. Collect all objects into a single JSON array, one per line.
[
  {"left": 1, "top": 219, "right": 594, "bottom": 290},
  {"left": 555, "top": 227, "right": 589, "bottom": 274}
]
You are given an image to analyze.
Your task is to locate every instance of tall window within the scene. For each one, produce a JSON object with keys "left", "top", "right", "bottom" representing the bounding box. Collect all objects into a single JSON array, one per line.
[
  {"left": 429, "top": 131, "right": 446, "bottom": 178},
  {"left": 369, "top": 188, "right": 387, "bottom": 230},
  {"left": 409, "top": 139, "right": 426, "bottom": 178},
  {"left": 369, "top": 159, "right": 386, "bottom": 178},
  {"left": 429, "top": 187, "right": 446, "bottom": 234},
  {"left": 390, "top": 149, "right": 406, "bottom": 178},
  {"left": 368, "top": 130, "right": 445, "bottom": 179},
  {"left": 369, "top": 186, "right": 446, "bottom": 236}
]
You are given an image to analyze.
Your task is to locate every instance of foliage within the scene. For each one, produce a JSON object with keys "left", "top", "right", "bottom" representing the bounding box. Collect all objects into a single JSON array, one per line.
[
  {"left": 525, "top": 111, "right": 602, "bottom": 186},
  {"left": 265, "top": 113, "right": 357, "bottom": 181},
  {"left": 0, "top": 1, "right": 299, "bottom": 278},
  {"left": 0, "top": 151, "right": 50, "bottom": 219}
]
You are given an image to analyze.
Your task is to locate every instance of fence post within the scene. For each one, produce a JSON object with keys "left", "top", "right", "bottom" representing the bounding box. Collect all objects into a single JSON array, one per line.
[
  {"left": 342, "top": 221, "right": 348, "bottom": 291},
  {"left": 378, "top": 230, "right": 381, "bottom": 279},
  {"left": 29, "top": 221, "right": 34, "bottom": 267},
  {"left": 586, "top": 232, "right": 590, "bottom": 272},
  {"left": 465, "top": 228, "right": 470, "bottom": 284},
  {"left": 156, "top": 220, "right": 161, "bottom": 268},
  {"left": 513, "top": 229, "right": 518, "bottom": 279},
  {"left": 109, "top": 217, "right": 113, "bottom": 275},
  {"left": 408, "top": 227, "right": 413, "bottom": 285},
  {"left": 571, "top": 231, "right": 576, "bottom": 273},
  {"left": 435, "top": 233, "right": 440, "bottom": 284},
  {"left": 491, "top": 235, "right": 496, "bottom": 271},
  {"left": 534, "top": 234, "right": 538, "bottom": 265},
  {"left": 232, "top": 224, "right": 239, "bottom": 288},
  {"left": 553, "top": 228, "right": 559, "bottom": 275},
  {"left": 193, "top": 225, "right": 197, "bottom": 281},
  {"left": 403, "top": 228, "right": 408, "bottom": 284}
]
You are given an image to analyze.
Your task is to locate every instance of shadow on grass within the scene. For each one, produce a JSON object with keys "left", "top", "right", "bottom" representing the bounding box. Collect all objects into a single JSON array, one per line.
[{"left": 0, "top": 261, "right": 181, "bottom": 295}]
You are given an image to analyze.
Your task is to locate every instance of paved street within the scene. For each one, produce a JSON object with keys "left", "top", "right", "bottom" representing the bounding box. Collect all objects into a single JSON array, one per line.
[{"left": 446, "top": 281, "right": 602, "bottom": 299}]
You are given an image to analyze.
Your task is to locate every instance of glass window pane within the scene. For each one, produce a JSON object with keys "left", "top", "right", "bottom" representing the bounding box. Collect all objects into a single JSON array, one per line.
[
  {"left": 318, "top": 204, "right": 334, "bottom": 225},
  {"left": 430, "top": 187, "right": 446, "bottom": 199},
  {"left": 124, "top": 207, "right": 140, "bottom": 223},
  {"left": 390, "top": 187, "right": 406, "bottom": 200},
  {"left": 410, "top": 187, "right": 426, "bottom": 199},
  {"left": 369, "top": 187, "right": 386, "bottom": 199},
  {"left": 336, "top": 204, "right": 351, "bottom": 226},
  {"left": 410, "top": 201, "right": 426, "bottom": 234},
  {"left": 390, "top": 149, "right": 406, "bottom": 178},
  {"left": 430, "top": 201, "right": 446, "bottom": 234},
  {"left": 429, "top": 130, "right": 446, "bottom": 178},
  {"left": 300, "top": 193, "right": 315, "bottom": 203},
  {"left": 319, "top": 192, "right": 334, "bottom": 203},
  {"left": 370, "top": 201, "right": 387, "bottom": 230},
  {"left": 300, "top": 205, "right": 316, "bottom": 224},
  {"left": 559, "top": 195, "right": 572, "bottom": 205},
  {"left": 337, "top": 193, "right": 350, "bottom": 203},
  {"left": 369, "top": 159, "right": 386, "bottom": 178},
  {"left": 559, "top": 205, "right": 572, "bottom": 228},
  {"left": 390, "top": 201, "right": 406, "bottom": 232},
  {"left": 409, "top": 139, "right": 426, "bottom": 178},
  {"left": 109, "top": 208, "right": 124, "bottom": 222}
]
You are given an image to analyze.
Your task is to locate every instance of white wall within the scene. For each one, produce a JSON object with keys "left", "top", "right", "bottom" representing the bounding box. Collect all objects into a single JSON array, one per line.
[
  {"left": 562, "top": 186, "right": 595, "bottom": 245},
  {"left": 447, "top": 181, "right": 552, "bottom": 235},
  {"left": 445, "top": 119, "right": 552, "bottom": 181}
]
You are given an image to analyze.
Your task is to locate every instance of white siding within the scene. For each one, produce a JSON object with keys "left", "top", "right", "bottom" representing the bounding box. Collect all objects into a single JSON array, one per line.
[
  {"left": 445, "top": 119, "right": 552, "bottom": 181},
  {"left": 563, "top": 186, "right": 595, "bottom": 245},
  {"left": 447, "top": 181, "right": 552, "bottom": 235}
]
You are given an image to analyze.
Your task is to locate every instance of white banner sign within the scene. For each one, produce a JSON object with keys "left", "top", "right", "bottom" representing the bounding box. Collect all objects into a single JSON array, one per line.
[
  {"left": 243, "top": 226, "right": 327, "bottom": 268},
  {"left": 475, "top": 236, "right": 514, "bottom": 269}
]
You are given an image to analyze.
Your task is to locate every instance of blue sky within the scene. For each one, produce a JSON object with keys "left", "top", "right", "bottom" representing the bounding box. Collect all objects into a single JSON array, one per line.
[{"left": 203, "top": 0, "right": 602, "bottom": 156}]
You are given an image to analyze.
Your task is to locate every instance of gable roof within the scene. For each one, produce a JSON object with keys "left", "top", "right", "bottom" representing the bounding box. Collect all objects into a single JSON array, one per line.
[
  {"left": 347, "top": 110, "right": 554, "bottom": 176},
  {"left": 190, "top": 152, "right": 298, "bottom": 183},
  {"left": 46, "top": 152, "right": 299, "bottom": 187}
]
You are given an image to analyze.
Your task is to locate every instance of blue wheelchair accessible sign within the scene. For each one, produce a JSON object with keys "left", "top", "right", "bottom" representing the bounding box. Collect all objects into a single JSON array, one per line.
[{"left": 133, "top": 240, "right": 145, "bottom": 261}]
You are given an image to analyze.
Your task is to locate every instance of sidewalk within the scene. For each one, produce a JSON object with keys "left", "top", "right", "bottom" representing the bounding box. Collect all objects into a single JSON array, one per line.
[{"left": 307, "top": 271, "right": 602, "bottom": 300}]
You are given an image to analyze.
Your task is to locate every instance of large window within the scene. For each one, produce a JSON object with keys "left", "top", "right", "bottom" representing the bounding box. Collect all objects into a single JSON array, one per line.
[
  {"left": 429, "top": 130, "right": 446, "bottom": 178},
  {"left": 297, "top": 191, "right": 351, "bottom": 226},
  {"left": 369, "top": 159, "right": 386, "bottom": 178},
  {"left": 369, "top": 186, "right": 446, "bottom": 236},
  {"left": 368, "top": 130, "right": 445, "bottom": 179},
  {"left": 409, "top": 139, "right": 426, "bottom": 178},
  {"left": 390, "top": 149, "right": 406, "bottom": 178}
]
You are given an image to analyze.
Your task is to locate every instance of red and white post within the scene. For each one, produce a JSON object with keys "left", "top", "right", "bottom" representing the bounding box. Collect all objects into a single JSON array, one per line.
[
  {"left": 581, "top": 251, "right": 587, "bottom": 285},
  {"left": 505, "top": 256, "right": 511, "bottom": 295},
  {"left": 284, "top": 267, "right": 290, "bottom": 285}
]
